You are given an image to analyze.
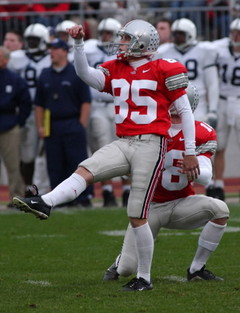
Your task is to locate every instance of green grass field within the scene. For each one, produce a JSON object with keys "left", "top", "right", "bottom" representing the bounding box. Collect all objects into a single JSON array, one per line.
[{"left": 0, "top": 202, "right": 239, "bottom": 313}]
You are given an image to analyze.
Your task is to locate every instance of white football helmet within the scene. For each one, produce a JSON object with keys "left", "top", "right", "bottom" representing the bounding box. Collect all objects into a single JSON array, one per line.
[
  {"left": 230, "top": 18, "right": 240, "bottom": 47},
  {"left": 98, "top": 18, "right": 122, "bottom": 43},
  {"left": 109, "top": 19, "right": 160, "bottom": 59},
  {"left": 55, "top": 20, "right": 77, "bottom": 46},
  {"left": 171, "top": 18, "right": 197, "bottom": 51},
  {"left": 24, "top": 23, "right": 50, "bottom": 54}
]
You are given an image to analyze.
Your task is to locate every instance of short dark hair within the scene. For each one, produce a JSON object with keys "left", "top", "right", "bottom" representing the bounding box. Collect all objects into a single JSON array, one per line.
[{"left": 5, "top": 29, "right": 23, "bottom": 43}]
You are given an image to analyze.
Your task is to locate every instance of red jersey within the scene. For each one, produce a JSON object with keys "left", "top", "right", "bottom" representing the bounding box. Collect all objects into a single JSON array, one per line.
[
  {"left": 98, "top": 58, "right": 188, "bottom": 137},
  {"left": 152, "top": 121, "right": 217, "bottom": 203}
]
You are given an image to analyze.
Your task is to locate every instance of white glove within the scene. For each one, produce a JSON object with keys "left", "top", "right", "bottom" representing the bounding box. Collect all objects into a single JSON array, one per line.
[{"left": 204, "top": 111, "right": 217, "bottom": 129}]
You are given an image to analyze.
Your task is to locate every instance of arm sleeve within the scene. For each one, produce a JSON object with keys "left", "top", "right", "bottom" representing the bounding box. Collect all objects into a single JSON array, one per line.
[
  {"left": 73, "top": 40, "right": 105, "bottom": 91},
  {"left": 204, "top": 65, "right": 219, "bottom": 112},
  {"left": 173, "top": 94, "right": 196, "bottom": 155},
  {"left": 194, "top": 155, "right": 212, "bottom": 185}
]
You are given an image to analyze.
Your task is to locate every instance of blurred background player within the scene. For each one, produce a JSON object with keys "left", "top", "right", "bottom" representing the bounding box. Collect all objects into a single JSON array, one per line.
[
  {"left": 156, "top": 18, "right": 219, "bottom": 128},
  {"left": 207, "top": 18, "right": 240, "bottom": 200},
  {"left": 84, "top": 17, "right": 131, "bottom": 207},
  {"left": 55, "top": 19, "right": 77, "bottom": 63},
  {"left": 8, "top": 23, "right": 51, "bottom": 195}
]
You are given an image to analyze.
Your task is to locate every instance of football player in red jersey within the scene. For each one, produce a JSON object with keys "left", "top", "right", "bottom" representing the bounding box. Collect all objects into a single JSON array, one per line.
[
  {"left": 13, "top": 20, "right": 199, "bottom": 291},
  {"left": 103, "top": 84, "right": 229, "bottom": 282}
]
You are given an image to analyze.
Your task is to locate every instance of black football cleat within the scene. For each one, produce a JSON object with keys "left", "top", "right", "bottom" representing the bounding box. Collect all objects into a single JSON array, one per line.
[
  {"left": 122, "top": 277, "right": 153, "bottom": 291},
  {"left": 12, "top": 196, "right": 51, "bottom": 220},
  {"left": 214, "top": 187, "right": 225, "bottom": 201},
  {"left": 103, "top": 262, "right": 119, "bottom": 281},
  {"left": 187, "top": 266, "right": 224, "bottom": 281}
]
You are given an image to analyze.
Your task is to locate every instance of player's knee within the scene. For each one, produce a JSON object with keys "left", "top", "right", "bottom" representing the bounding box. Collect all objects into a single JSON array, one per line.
[{"left": 209, "top": 197, "right": 229, "bottom": 219}]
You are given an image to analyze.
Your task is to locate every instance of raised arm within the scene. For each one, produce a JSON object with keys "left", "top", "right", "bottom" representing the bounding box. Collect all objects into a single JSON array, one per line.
[{"left": 67, "top": 25, "right": 105, "bottom": 91}]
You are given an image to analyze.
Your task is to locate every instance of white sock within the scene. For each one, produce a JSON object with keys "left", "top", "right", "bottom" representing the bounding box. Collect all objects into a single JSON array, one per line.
[
  {"left": 189, "top": 221, "right": 226, "bottom": 273},
  {"left": 41, "top": 173, "right": 87, "bottom": 207},
  {"left": 118, "top": 224, "right": 138, "bottom": 277},
  {"left": 133, "top": 223, "right": 153, "bottom": 283}
]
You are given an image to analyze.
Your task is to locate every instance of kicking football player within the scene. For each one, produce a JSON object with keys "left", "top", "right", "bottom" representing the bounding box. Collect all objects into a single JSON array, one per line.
[
  {"left": 206, "top": 18, "right": 240, "bottom": 201},
  {"left": 103, "top": 84, "right": 229, "bottom": 282},
  {"left": 156, "top": 18, "right": 219, "bottom": 128},
  {"left": 13, "top": 19, "right": 199, "bottom": 291}
]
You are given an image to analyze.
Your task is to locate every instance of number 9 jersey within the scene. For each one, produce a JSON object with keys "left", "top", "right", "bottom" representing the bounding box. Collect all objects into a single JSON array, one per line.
[{"left": 152, "top": 121, "right": 217, "bottom": 203}]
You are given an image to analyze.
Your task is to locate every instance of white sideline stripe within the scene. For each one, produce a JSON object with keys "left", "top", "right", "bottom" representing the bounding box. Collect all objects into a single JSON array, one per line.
[
  {"left": 99, "top": 226, "right": 240, "bottom": 237},
  {"left": 164, "top": 275, "right": 187, "bottom": 283},
  {"left": 25, "top": 280, "right": 51, "bottom": 286},
  {"left": 13, "top": 234, "right": 66, "bottom": 239}
]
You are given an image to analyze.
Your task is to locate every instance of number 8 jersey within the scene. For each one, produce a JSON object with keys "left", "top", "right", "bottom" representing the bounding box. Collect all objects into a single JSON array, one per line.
[
  {"left": 98, "top": 58, "right": 188, "bottom": 137},
  {"left": 152, "top": 121, "right": 217, "bottom": 203}
]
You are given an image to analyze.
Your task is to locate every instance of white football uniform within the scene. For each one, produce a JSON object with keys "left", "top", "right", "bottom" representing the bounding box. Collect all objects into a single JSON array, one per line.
[
  {"left": 156, "top": 42, "right": 219, "bottom": 121},
  {"left": 84, "top": 39, "right": 117, "bottom": 153},
  {"left": 212, "top": 38, "right": 240, "bottom": 150}
]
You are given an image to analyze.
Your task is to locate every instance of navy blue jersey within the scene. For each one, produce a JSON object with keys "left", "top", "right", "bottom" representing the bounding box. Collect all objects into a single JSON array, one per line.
[{"left": 0, "top": 68, "right": 32, "bottom": 131}]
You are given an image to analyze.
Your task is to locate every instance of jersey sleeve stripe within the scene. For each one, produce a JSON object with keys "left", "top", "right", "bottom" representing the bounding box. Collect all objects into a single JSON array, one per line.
[
  {"left": 165, "top": 73, "right": 188, "bottom": 91},
  {"left": 196, "top": 141, "right": 217, "bottom": 155}
]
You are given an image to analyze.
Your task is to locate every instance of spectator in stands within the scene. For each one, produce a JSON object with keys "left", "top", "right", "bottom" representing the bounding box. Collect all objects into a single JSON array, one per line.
[
  {"left": 0, "top": 4, "right": 30, "bottom": 39},
  {"left": 0, "top": 46, "right": 32, "bottom": 207},
  {"left": 99, "top": 1, "right": 140, "bottom": 26},
  {"left": 3, "top": 30, "right": 24, "bottom": 52},
  {"left": 207, "top": 0, "right": 230, "bottom": 38},
  {"left": 170, "top": 1, "right": 206, "bottom": 37},
  {"left": 31, "top": 3, "right": 70, "bottom": 27}
]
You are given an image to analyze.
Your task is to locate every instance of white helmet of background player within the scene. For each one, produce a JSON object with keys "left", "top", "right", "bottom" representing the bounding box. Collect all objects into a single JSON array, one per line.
[
  {"left": 55, "top": 20, "right": 77, "bottom": 46},
  {"left": 109, "top": 19, "right": 159, "bottom": 59},
  {"left": 230, "top": 18, "right": 240, "bottom": 47},
  {"left": 169, "top": 82, "right": 199, "bottom": 115},
  {"left": 97, "top": 18, "right": 122, "bottom": 47},
  {"left": 171, "top": 18, "right": 197, "bottom": 51},
  {"left": 24, "top": 23, "right": 50, "bottom": 54}
]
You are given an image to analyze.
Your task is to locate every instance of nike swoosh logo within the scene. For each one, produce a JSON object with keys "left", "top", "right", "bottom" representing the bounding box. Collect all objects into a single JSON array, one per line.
[
  {"left": 31, "top": 200, "right": 38, "bottom": 204},
  {"left": 142, "top": 69, "right": 150, "bottom": 73},
  {"left": 179, "top": 138, "right": 184, "bottom": 141}
]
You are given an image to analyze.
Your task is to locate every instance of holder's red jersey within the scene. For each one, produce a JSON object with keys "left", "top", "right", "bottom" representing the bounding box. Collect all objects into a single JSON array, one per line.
[
  {"left": 152, "top": 121, "right": 217, "bottom": 203},
  {"left": 98, "top": 58, "right": 188, "bottom": 137}
]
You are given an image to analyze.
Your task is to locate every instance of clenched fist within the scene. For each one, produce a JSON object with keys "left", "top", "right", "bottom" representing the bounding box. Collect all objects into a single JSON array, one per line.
[{"left": 66, "top": 25, "right": 85, "bottom": 40}]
